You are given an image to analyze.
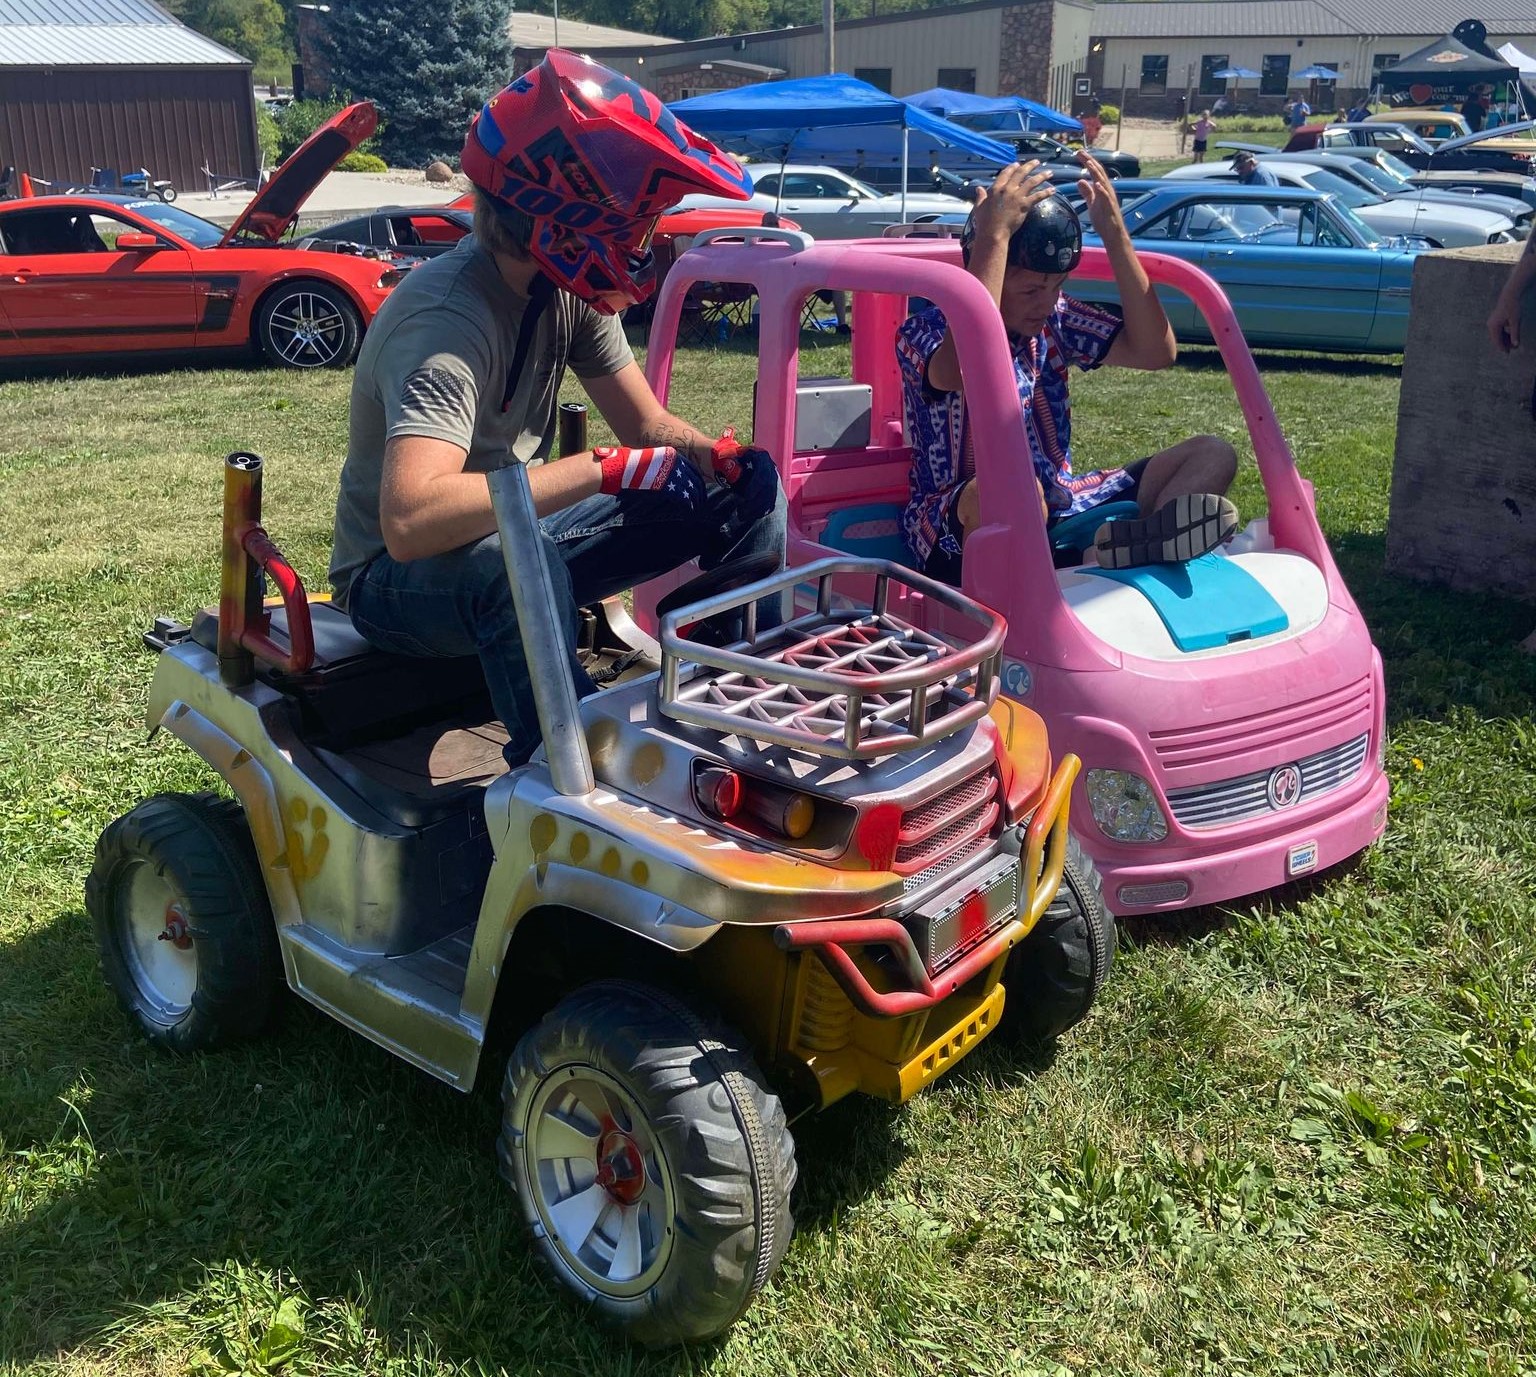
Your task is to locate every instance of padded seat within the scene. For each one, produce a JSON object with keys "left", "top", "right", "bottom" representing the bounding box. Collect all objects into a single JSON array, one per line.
[{"left": 189, "top": 601, "right": 492, "bottom": 750}]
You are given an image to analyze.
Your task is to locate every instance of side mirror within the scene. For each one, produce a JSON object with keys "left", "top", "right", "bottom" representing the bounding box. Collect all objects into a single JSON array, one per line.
[{"left": 116, "top": 232, "right": 162, "bottom": 251}]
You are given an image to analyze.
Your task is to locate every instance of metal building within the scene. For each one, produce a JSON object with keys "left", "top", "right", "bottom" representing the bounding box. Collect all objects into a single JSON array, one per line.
[{"left": 1, "top": 0, "right": 258, "bottom": 194}]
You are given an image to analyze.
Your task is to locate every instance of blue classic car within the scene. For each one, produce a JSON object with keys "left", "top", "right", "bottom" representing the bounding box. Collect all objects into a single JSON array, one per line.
[{"left": 1065, "top": 183, "right": 1421, "bottom": 354}]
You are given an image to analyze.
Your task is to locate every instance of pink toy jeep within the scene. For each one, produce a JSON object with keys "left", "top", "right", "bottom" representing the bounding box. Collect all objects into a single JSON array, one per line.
[{"left": 637, "top": 226, "right": 1388, "bottom": 916}]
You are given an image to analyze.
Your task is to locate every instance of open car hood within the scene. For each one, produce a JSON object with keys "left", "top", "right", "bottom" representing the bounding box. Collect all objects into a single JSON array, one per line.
[{"left": 219, "top": 102, "right": 378, "bottom": 247}]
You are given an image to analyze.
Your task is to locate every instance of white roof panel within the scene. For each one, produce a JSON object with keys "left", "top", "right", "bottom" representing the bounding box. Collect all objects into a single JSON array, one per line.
[{"left": 1, "top": 21, "right": 247, "bottom": 63}]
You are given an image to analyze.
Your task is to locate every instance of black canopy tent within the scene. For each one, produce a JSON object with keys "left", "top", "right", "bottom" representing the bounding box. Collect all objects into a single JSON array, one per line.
[{"left": 1379, "top": 32, "right": 1519, "bottom": 107}]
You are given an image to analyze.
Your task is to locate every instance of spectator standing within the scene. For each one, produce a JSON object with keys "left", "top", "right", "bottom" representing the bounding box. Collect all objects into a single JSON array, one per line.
[
  {"left": 1461, "top": 87, "right": 1487, "bottom": 133},
  {"left": 1191, "top": 111, "right": 1214, "bottom": 162},
  {"left": 1288, "top": 97, "right": 1311, "bottom": 131},
  {"left": 1081, "top": 98, "right": 1104, "bottom": 147},
  {"left": 1347, "top": 96, "right": 1371, "bottom": 122},
  {"left": 1232, "top": 150, "right": 1280, "bottom": 186}
]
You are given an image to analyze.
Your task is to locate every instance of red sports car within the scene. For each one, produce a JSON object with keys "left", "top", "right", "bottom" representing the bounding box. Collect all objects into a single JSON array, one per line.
[{"left": 0, "top": 103, "right": 410, "bottom": 369}]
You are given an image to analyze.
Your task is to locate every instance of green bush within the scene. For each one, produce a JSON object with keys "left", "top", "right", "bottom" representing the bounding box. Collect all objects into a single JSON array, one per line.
[
  {"left": 276, "top": 97, "right": 385, "bottom": 162},
  {"left": 254, "top": 104, "right": 281, "bottom": 167},
  {"left": 1097, "top": 103, "right": 1120, "bottom": 124},
  {"left": 1212, "top": 114, "right": 1289, "bottom": 132},
  {"left": 337, "top": 151, "right": 388, "bottom": 173}
]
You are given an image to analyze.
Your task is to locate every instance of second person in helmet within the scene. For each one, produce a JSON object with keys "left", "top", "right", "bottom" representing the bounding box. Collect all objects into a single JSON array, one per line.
[
  {"left": 329, "top": 53, "right": 785, "bottom": 766},
  {"left": 897, "top": 155, "right": 1238, "bottom": 580}
]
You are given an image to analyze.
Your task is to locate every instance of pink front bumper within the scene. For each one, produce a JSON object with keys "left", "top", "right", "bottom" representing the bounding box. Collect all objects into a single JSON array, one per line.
[{"left": 1094, "top": 767, "right": 1390, "bottom": 916}]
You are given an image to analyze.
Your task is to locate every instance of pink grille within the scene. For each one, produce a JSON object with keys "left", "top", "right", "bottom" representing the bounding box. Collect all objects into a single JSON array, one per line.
[
  {"left": 898, "top": 768, "right": 999, "bottom": 845},
  {"left": 894, "top": 799, "right": 999, "bottom": 875},
  {"left": 1149, "top": 676, "right": 1373, "bottom": 773}
]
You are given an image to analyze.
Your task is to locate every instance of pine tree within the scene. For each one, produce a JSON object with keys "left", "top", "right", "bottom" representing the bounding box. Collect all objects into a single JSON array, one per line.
[{"left": 324, "top": 0, "right": 512, "bottom": 167}]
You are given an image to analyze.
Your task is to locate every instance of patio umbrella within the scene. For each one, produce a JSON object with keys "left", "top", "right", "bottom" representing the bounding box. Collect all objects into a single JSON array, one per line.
[
  {"left": 1293, "top": 65, "right": 1338, "bottom": 81},
  {"left": 1211, "top": 67, "right": 1261, "bottom": 81}
]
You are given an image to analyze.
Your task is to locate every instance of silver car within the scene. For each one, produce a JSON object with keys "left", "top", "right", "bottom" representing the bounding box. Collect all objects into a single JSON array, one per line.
[{"left": 1162, "top": 158, "right": 1519, "bottom": 247}]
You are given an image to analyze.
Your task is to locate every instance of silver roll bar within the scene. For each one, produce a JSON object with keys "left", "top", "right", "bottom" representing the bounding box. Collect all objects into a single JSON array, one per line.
[{"left": 487, "top": 463, "right": 595, "bottom": 797}]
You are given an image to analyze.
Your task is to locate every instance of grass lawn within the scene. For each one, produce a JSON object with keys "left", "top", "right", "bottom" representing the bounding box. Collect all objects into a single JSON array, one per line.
[{"left": 3, "top": 339, "right": 1535, "bottom": 1377}]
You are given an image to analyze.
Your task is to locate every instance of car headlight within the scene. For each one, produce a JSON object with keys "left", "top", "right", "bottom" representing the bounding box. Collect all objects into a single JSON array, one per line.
[
  {"left": 377, "top": 267, "right": 411, "bottom": 289},
  {"left": 1085, "top": 769, "right": 1168, "bottom": 843},
  {"left": 1490, "top": 230, "right": 1515, "bottom": 244}
]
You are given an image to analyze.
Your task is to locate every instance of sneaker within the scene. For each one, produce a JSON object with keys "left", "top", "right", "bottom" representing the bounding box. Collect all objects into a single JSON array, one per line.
[{"left": 1093, "top": 493, "right": 1239, "bottom": 570}]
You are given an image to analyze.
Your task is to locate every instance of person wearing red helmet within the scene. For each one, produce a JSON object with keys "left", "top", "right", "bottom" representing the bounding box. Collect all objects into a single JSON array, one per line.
[{"left": 330, "top": 52, "right": 784, "bottom": 765}]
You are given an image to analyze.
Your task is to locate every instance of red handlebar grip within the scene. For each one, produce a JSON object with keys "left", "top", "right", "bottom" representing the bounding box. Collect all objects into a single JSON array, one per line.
[{"left": 239, "top": 525, "right": 314, "bottom": 673}]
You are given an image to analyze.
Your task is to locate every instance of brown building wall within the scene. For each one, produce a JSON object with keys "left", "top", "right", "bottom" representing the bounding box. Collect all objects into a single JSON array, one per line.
[
  {"left": 653, "top": 65, "right": 763, "bottom": 103},
  {"left": 0, "top": 66, "right": 259, "bottom": 191}
]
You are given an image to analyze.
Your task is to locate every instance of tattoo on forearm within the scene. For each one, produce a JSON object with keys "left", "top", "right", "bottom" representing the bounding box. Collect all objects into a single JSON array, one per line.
[{"left": 640, "top": 415, "right": 708, "bottom": 453}]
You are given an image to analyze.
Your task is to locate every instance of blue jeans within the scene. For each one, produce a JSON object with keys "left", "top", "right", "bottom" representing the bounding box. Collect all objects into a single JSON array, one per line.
[{"left": 346, "top": 476, "right": 787, "bottom": 764}]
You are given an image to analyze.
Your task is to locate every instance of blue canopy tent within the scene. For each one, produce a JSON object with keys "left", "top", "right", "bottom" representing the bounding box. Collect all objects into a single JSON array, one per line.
[
  {"left": 670, "top": 75, "right": 1018, "bottom": 216},
  {"left": 905, "top": 87, "right": 1082, "bottom": 136}
]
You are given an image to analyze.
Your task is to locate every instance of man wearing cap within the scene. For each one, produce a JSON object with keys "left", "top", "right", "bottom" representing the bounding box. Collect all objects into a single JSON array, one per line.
[
  {"left": 896, "top": 155, "right": 1237, "bottom": 578},
  {"left": 1233, "top": 150, "right": 1280, "bottom": 186}
]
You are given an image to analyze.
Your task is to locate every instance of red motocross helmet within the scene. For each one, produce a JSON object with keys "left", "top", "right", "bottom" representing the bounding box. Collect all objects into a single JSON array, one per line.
[{"left": 461, "top": 51, "right": 753, "bottom": 311}]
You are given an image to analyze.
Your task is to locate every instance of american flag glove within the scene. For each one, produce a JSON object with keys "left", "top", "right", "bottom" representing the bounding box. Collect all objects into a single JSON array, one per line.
[{"left": 594, "top": 444, "right": 705, "bottom": 510}]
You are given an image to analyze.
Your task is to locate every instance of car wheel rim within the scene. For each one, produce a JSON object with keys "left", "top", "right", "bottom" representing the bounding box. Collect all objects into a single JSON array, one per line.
[
  {"left": 117, "top": 859, "right": 197, "bottom": 1020},
  {"left": 267, "top": 292, "right": 347, "bottom": 367},
  {"left": 526, "top": 1066, "right": 676, "bottom": 1298}
]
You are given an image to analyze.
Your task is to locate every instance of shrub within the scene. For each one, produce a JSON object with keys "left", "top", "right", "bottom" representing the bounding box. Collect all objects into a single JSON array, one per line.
[
  {"left": 276, "top": 97, "right": 385, "bottom": 161},
  {"left": 1097, "top": 103, "right": 1120, "bottom": 124},
  {"left": 1212, "top": 114, "right": 1289, "bottom": 132},
  {"left": 337, "top": 151, "right": 388, "bottom": 173},
  {"left": 255, "top": 104, "right": 280, "bottom": 167}
]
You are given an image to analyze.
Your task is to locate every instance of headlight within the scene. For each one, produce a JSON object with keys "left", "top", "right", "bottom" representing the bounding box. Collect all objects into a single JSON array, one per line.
[
  {"left": 1490, "top": 230, "right": 1515, "bottom": 244},
  {"left": 377, "top": 267, "right": 410, "bottom": 289},
  {"left": 1085, "top": 769, "right": 1168, "bottom": 843}
]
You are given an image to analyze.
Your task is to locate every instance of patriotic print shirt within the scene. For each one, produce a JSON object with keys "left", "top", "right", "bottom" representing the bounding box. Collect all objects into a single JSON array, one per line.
[{"left": 896, "top": 296, "right": 1128, "bottom": 566}]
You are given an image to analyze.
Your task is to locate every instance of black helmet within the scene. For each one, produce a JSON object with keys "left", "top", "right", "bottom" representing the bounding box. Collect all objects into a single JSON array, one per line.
[{"left": 961, "top": 193, "right": 1083, "bottom": 274}]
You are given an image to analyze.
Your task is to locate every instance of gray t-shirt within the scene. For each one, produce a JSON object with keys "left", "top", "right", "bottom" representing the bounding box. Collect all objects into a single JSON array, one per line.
[{"left": 329, "top": 235, "right": 633, "bottom": 605}]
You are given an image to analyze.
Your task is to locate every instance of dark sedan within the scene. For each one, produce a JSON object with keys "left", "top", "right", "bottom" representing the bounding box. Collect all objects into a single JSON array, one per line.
[{"left": 305, "top": 206, "right": 471, "bottom": 258}]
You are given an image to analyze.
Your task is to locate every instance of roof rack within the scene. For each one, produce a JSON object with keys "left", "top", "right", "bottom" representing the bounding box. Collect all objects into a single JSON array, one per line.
[{"left": 657, "top": 558, "right": 1004, "bottom": 760}]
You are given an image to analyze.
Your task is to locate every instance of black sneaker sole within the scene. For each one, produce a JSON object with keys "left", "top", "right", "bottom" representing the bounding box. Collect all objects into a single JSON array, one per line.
[{"left": 1094, "top": 493, "right": 1239, "bottom": 570}]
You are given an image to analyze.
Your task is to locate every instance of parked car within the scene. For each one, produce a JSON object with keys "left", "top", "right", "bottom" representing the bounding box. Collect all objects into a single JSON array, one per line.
[
  {"left": 1161, "top": 157, "right": 1520, "bottom": 246},
  {"left": 1063, "top": 183, "right": 1421, "bottom": 353},
  {"left": 1367, "top": 108, "right": 1472, "bottom": 145},
  {"left": 306, "top": 205, "right": 472, "bottom": 258},
  {"left": 963, "top": 127, "right": 1141, "bottom": 179},
  {"left": 1287, "top": 122, "right": 1437, "bottom": 168},
  {"left": 643, "top": 227, "right": 1388, "bottom": 915},
  {"left": 721, "top": 165, "right": 963, "bottom": 238},
  {"left": 1407, "top": 164, "right": 1536, "bottom": 210},
  {"left": 1430, "top": 119, "right": 1536, "bottom": 175},
  {"left": 0, "top": 102, "right": 409, "bottom": 369},
  {"left": 1216, "top": 143, "right": 1532, "bottom": 233}
]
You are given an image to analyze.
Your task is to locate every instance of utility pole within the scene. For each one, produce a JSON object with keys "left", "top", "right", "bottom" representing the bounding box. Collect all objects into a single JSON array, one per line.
[{"left": 823, "top": 0, "right": 835, "bottom": 74}]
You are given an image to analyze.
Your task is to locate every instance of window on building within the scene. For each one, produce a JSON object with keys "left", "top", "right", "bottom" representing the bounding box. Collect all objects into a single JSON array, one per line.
[
  {"left": 937, "top": 67, "right": 976, "bottom": 92},
  {"left": 1198, "top": 55, "right": 1230, "bottom": 96},
  {"left": 1261, "top": 54, "right": 1291, "bottom": 96},
  {"left": 1370, "top": 53, "right": 1399, "bottom": 85},
  {"left": 854, "top": 67, "right": 892, "bottom": 93},
  {"left": 1140, "top": 55, "right": 1168, "bottom": 94}
]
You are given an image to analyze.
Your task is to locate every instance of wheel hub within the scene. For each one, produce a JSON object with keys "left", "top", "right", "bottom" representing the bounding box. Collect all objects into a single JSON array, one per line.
[
  {"left": 157, "top": 905, "right": 192, "bottom": 951},
  {"left": 595, "top": 1127, "right": 646, "bottom": 1206}
]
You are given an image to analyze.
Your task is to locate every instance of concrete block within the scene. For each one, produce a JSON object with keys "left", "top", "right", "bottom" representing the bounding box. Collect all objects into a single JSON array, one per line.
[{"left": 1388, "top": 243, "right": 1536, "bottom": 604}]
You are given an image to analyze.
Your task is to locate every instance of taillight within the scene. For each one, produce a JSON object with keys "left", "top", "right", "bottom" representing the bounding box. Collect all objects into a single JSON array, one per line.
[
  {"left": 695, "top": 766, "right": 816, "bottom": 840},
  {"left": 378, "top": 267, "right": 410, "bottom": 289},
  {"left": 696, "top": 766, "right": 743, "bottom": 820}
]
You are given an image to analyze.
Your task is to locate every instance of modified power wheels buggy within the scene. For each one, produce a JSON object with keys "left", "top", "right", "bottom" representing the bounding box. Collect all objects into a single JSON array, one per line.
[
  {"left": 85, "top": 792, "right": 283, "bottom": 1051},
  {"left": 500, "top": 980, "right": 797, "bottom": 1346},
  {"left": 1003, "top": 832, "right": 1116, "bottom": 1043}
]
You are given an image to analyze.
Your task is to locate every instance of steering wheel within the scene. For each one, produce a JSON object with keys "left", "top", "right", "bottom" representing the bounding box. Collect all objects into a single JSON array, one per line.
[{"left": 656, "top": 551, "right": 782, "bottom": 620}]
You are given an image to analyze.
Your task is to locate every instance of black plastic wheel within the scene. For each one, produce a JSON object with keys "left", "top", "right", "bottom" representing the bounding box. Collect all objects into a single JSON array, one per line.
[
  {"left": 256, "top": 280, "right": 362, "bottom": 369},
  {"left": 500, "top": 979, "right": 797, "bottom": 1347},
  {"left": 85, "top": 792, "right": 283, "bottom": 1051},
  {"left": 1002, "top": 830, "right": 1116, "bottom": 1043}
]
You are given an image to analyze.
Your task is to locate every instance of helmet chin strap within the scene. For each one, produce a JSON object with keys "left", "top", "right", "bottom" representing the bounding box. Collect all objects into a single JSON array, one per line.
[{"left": 501, "top": 271, "right": 556, "bottom": 413}]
